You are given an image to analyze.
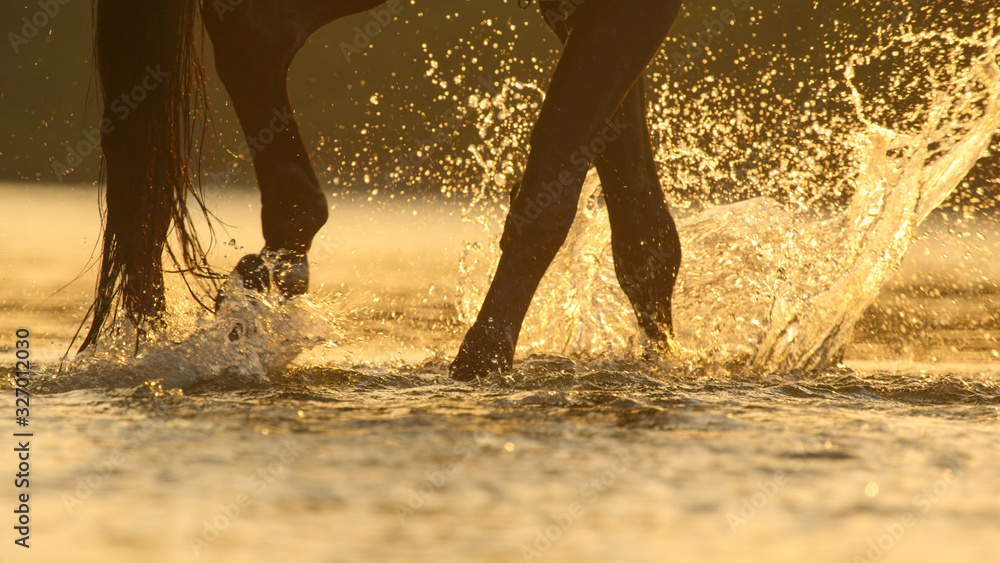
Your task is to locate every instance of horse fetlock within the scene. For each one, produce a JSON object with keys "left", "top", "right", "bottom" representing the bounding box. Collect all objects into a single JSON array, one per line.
[
  {"left": 259, "top": 164, "right": 328, "bottom": 252},
  {"left": 637, "top": 307, "right": 673, "bottom": 343}
]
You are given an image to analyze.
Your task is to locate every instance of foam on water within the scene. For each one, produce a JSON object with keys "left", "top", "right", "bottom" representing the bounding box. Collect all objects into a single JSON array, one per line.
[{"left": 59, "top": 278, "right": 347, "bottom": 389}]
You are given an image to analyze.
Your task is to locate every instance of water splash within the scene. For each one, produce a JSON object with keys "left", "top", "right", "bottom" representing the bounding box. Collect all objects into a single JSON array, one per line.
[
  {"left": 458, "top": 22, "right": 1000, "bottom": 373},
  {"left": 60, "top": 275, "right": 346, "bottom": 389}
]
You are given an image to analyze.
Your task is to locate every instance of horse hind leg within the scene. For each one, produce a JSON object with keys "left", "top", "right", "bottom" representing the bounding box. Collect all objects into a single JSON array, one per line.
[
  {"left": 595, "top": 81, "right": 681, "bottom": 345},
  {"left": 450, "top": 0, "right": 683, "bottom": 380},
  {"left": 541, "top": 0, "right": 681, "bottom": 344},
  {"left": 204, "top": 0, "right": 340, "bottom": 298}
]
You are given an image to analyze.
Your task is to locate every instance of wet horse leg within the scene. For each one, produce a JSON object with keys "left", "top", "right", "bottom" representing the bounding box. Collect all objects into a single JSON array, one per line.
[
  {"left": 541, "top": 1, "right": 682, "bottom": 344},
  {"left": 203, "top": 0, "right": 382, "bottom": 296},
  {"left": 593, "top": 72, "right": 681, "bottom": 343},
  {"left": 450, "top": 0, "right": 683, "bottom": 380}
]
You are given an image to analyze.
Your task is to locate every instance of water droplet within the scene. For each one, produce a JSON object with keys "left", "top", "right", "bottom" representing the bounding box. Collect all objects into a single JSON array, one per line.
[{"left": 864, "top": 482, "right": 879, "bottom": 497}]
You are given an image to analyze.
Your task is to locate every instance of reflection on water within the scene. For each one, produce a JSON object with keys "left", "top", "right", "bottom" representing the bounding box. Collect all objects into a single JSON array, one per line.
[
  {"left": 3, "top": 11, "right": 1000, "bottom": 563},
  {"left": 1, "top": 186, "right": 999, "bottom": 562}
]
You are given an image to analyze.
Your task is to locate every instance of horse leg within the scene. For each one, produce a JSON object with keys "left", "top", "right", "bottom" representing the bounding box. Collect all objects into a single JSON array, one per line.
[
  {"left": 595, "top": 81, "right": 681, "bottom": 342},
  {"left": 450, "top": 0, "right": 683, "bottom": 380},
  {"left": 203, "top": 0, "right": 381, "bottom": 296},
  {"left": 541, "top": 1, "right": 682, "bottom": 344}
]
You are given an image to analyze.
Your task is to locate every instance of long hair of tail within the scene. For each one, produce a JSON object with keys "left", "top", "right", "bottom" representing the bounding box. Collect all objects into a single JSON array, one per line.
[{"left": 79, "top": 0, "right": 216, "bottom": 352}]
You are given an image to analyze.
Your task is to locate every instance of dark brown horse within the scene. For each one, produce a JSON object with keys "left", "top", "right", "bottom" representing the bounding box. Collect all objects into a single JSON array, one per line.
[{"left": 82, "top": 0, "right": 683, "bottom": 381}]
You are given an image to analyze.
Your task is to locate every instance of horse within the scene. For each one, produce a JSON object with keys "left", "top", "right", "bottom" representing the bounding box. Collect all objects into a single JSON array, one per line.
[{"left": 81, "top": 0, "right": 684, "bottom": 381}]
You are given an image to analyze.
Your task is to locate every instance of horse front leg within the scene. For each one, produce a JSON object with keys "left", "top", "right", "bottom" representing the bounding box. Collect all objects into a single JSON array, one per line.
[{"left": 450, "top": 0, "right": 683, "bottom": 380}]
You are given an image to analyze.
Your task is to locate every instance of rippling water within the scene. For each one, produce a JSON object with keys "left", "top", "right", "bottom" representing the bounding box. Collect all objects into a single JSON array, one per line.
[
  {"left": 2, "top": 185, "right": 999, "bottom": 562},
  {"left": 3, "top": 11, "right": 1000, "bottom": 563}
]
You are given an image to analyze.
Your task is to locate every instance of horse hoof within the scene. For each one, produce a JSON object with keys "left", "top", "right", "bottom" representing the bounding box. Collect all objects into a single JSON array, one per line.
[
  {"left": 449, "top": 324, "right": 515, "bottom": 382},
  {"left": 215, "top": 254, "right": 268, "bottom": 312},
  {"left": 234, "top": 253, "right": 271, "bottom": 292},
  {"left": 215, "top": 250, "right": 308, "bottom": 312},
  {"left": 268, "top": 250, "right": 309, "bottom": 297}
]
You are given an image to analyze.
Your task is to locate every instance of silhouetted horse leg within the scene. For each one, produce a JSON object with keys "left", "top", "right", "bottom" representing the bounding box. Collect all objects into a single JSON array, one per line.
[
  {"left": 203, "top": 0, "right": 381, "bottom": 297},
  {"left": 450, "top": 0, "right": 683, "bottom": 380},
  {"left": 540, "top": 1, "right": 682, "bottom": 344},
  {"left": 595, "top": 84, "right": 681, "bottom": 343}
]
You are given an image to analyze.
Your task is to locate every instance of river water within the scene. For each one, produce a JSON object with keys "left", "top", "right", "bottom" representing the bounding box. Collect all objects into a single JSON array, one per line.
[{"left": 1, "top": 183, "right": 999, "bottom": 562}]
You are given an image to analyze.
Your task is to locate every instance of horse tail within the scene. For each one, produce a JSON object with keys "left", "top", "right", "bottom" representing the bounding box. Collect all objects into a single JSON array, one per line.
[{"left": 79, "top": 0, "right": 213, "bottom": 351}]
